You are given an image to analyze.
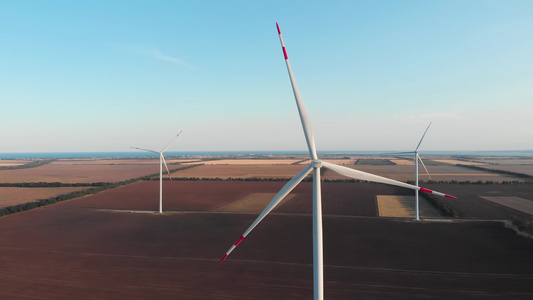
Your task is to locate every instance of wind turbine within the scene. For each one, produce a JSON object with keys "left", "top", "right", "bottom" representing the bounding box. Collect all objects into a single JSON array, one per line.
[
  {"left": 219, "top": 23, "right": 456, "bottom": 300},
  {"left": 398, "top": 122, "right": 433, "bottom": 221},
  {"left": 131, "top": 131, "right": 182, "bottom": 214}
]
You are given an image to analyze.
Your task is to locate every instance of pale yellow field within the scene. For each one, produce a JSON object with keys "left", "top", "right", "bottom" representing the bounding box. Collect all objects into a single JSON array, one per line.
[
  {"left": 434, "top": 160, "right": 486, "bottom": 166},
  {"left": 0, "top": 160, "right": 29, "bottom": 167},
  {"left": 480, "top": 196, "right": 533, "bottom": 215},
  {"left": 377, "top": 195, "right": 441, "bottom": 218},
  {"left": 191, "top": 159, "right": 302, "bottom": 165},
  {"left": 215, "top": 193, "right": 296, "bottom": 212}
]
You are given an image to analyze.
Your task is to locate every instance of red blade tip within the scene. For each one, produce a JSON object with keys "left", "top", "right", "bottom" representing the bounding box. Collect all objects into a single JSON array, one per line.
[
  {"left": 419, "top": 187, "right": 431, "bottom": 193},
  {"left": 219, "top": 254, "right": 228, "bottom": 263},
  {"left": 276, "top": 23, "right": 281, "bottom": 34},
  {"left": 234, "top": 235, "right": 245, "bottom": 246}
]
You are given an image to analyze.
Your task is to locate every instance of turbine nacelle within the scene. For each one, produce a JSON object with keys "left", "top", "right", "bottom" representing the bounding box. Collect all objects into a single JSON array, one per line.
[{"left": 312, "top": 160, "right": 322, "bottom": 168}]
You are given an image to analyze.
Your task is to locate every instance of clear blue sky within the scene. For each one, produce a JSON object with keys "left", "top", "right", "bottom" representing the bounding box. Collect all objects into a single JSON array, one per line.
[{"left": 1, "top": 0, "right": 532, "bottom": 152}]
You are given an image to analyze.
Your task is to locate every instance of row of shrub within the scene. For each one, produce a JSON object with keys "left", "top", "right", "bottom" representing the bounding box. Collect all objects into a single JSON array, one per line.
[
  {"left": 456, "top": 164, "right": 533, "bottom": 180},
  {"left": 419, "top": 192, "right": 460, "bottom": 218},
  {"left": 354, "top": 159, "right": 395, "bottom": 166},
  {"left": 510, "top": 217, "right": 533, "bottom": 237}
]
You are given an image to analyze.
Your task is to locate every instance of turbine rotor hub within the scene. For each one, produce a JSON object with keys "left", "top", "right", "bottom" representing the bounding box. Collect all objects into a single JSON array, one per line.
[{"left": 312, "top": 159, "right": 322, "bottom": 168}]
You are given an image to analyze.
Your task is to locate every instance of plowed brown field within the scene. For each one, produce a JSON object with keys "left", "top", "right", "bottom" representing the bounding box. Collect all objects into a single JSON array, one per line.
[
  {"left": 172, "top": 164, "right": 309, "bottom": 179},
  {"left": 323, "top": 165, "right": 522, "bottom": 182},
  {"left": 0, "top": 188, "right": 531, "bottom": 299},
  {"left": 59, "top": 180, "right": 410, "bottom": 217},
  {"left": 423, "top": 183, "right": 533, "bottom": 220},
  {"left": 0, "top": 187, "right": 90, "bottom": 207},
  {"left": 0, "top": 162, "right": 184, "bottom": 183}
]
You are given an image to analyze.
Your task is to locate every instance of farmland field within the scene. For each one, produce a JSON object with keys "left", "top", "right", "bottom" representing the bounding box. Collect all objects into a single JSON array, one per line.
[
  {"left": 0, "top": 161, "right": 186, "bottom": 183},
  {"left": 389, "top": 159, "right": 414, "bottom": 166},
  {"left": 1, "top": 156, "right": 533, "bottom": 299},
  {"left": 172, "top": 164, "right": 309, "bottom": 179},
  {"left": 489, "top": 165, "right": 533, "bottom": 176},
  {"left": 58, "top": 180, "right": 410, "bottom": 217},
  {"left": 355, "top": 158, "right": 395, "bottom": 165},
  {"left": 377, "top": 195, "right": 441, "bottom": 218},
  {"left": 0, "top": 160, "right": 29, "bottom": 167},
  {"left": 0, "top": 187, "right": 90, "bottom": 208},
  {"left": 299, "top": 158, "right": 355, "bottom": 165},
  {"left": 474, "top": 156, "right": 533, "bottom": 165},
  {"left": 52, "top": 159, "right": 197, "bottom": 165},
  {"left": 322, "top": 164, "right": 521, "bottom": 182},
  {"left": 434, "top": 159, "right": 486, "bottom": 166},
  {"left": 0, "top": 181, "right": 532, "bottom": 299},
  {"left": 190, "top": 159, "right": 303, "bottom": 165},
  {"left": 423, "top": 183, "right": 533, "bottom": 220},
  {"left": 479, "top": 196, "right": 533, "bottom": 215}
]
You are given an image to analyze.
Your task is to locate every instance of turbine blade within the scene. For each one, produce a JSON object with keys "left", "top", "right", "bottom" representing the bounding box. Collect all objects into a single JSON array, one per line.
[
  {"left": 276, "top": 23, "right": 318, "bottom": 161},
  {"left": 415, "top": 122, "right": 432, "bottom": 151},
  {"left": 417, "top": 154, "right": 431, "bottom": 180},
  {"left": 321, "top": 161, "right": 456, "bottom": 198},
  {"left": 162, "top": 130, "right": 182, "bottom": 152},
  {"left": 220, "top": 163, "right": 313, "bottom": 262},
  {"left": 162, "top": 155, "right": 172, "bottom": 180},
  {"left": 130, "top": 147, "right": 160, "bottom": 155}
]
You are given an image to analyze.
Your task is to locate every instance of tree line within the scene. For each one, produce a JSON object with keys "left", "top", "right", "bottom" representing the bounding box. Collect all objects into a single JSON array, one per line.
[{"left": 456, "top": 164, "right": 533, "bottom": 181}]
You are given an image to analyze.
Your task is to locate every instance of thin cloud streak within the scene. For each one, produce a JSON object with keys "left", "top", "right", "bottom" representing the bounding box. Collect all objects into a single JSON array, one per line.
[
  {"left": 110, "top": 43, "right": 198, "bottom": 71},
  {"left": 151, "top": 49, "right": 198, "bottom": 71}
]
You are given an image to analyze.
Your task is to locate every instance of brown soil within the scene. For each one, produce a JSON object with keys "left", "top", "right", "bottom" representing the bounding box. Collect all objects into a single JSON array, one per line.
[
  {"left": 173, "top": 164, "right": 310, "bottom": 179},
  {"left": 0, "top": 162, "right": 184, "bottom": 183},
  {"left": 57, "top": 180, "right": 408, "bottom": 217},
  {"left": 0, "top": 199, "right": 531, "bottom": 299},
  {"left": 323, "top": 165, "right": 523, "bottom": 182},
  {"left": 424, "top": 183, "right": 533, "bottom": 220},
  {"left": 0, "top": 187, "right": 90, "bottom": 208}
]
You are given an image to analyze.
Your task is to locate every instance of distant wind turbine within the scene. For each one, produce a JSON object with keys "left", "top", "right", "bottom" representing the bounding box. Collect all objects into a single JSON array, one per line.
[
  {"left": 131, "top": 131, "right": 182, "bottom": 213},
  {"left": 393, "top": 122, "right": 433, "bottom": 221},
  {"left": 220, "top": 23, "right": 456, "bottom": 300}
]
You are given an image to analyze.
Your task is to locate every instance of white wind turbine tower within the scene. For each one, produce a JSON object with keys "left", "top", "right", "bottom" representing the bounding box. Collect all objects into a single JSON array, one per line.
[
  {"left": 220, "top": 23, "right": 456, "bottom": 300},
  {"left": 131, "top": 131, "right": 182, "bottom": 214},
  {"left": 397, "top": 122, "right": 433, "bottom": 221}
]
